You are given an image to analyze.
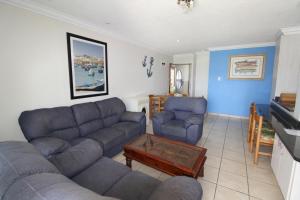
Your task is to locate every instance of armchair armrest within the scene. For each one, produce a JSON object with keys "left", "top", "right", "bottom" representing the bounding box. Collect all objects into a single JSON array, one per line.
[
  {"left": 149, "top": 176, "right": 202, "bottom": 200},
  {"left": 185, "top": 114, "right": 204, "bottom": 128},
  {"left": 152, "top": 111, "right": 175, "bottom": 124},
  {"left": 31, "top": 137, "right": 70, "bottom": 158},
  {"left": 120, "top": 111, "right": 145, "bottom": 123}
]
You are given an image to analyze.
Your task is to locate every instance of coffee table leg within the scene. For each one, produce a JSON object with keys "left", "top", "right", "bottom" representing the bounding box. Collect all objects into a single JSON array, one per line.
[
  {"left": 126, "top": 157, "right": 132, "bottom": 168},
  {"left": 199, "top": 167, "right": 204, "bottom": 177}
]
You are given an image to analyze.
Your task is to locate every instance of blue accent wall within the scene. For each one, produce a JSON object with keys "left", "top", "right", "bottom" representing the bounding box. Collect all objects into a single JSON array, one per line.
[{"left": 207, "top": 46, "right": 276, "bottom": 117}]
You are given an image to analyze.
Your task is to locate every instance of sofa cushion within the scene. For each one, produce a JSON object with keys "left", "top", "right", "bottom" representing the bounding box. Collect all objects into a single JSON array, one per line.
[
  {"left": 120, "top": 111, "right": 145, "bottom": 123},
  {"left": 87, "top": 128, "right": 126, "bottom": 151},
  {"left": 161, "top": 120, "right": 187, "bottom": 139},
  {"left": 0, "top": 141, "right": 59, "bottom": 199},
  {"left": 95, "top": 98, "right": 126, "bottom": 127},
  {"left": 148, "top": 176, "right": 203, "bottom": 200},
  {"left": 105, "top": 171, "right": 161, "bottom": 200},
  {"left": 19, "top": 107, "right": 80, "bottom": 141},
  {"left": 3, "top": 173, "right": 116, "bottom": 200},
  {"left": 72, "top": 157, "right": 130, "bottom": 195},
  {"left": 49, "top": 139, "right": 102, "bottom": 178},
  {"left": 112, "top": 122, "right": 141, "bottom": 139},
  {"left": 31, "top": 137, "right": 70, "bottom": 158},
  {"left": 72, "top": 102, "right": 104, "bottom": 136}
]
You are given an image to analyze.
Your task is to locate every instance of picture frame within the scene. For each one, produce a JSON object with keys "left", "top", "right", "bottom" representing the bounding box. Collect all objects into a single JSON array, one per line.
[
  {"left": 228, "top": 54, "right": 265, "bottom": 80},
  {"left": 67, "top": 32, "right": 108, "bottom": 99}
]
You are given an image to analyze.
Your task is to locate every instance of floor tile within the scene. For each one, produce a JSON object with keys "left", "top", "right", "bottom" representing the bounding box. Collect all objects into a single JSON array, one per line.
[
  {"left": 247, "top": 165, "right": 277, "bottom": 185},
  {"left": 200, "top": 165, "right": 219, "bottom": 183},
  {"left": 248, "top": 179, "right": 283, "bottom": 200},
  {"left": 220, "top": 158, "right": 247, "bottom": 176},
  {"left": 157, "top": 172, "right": 171, "bottom": 181},
  {"left": 198, "top": 179, "right": 216, "bottom": 200},
  {"left": 206, "top": 155, "right": 222, "bottom": 168},
  {"left": 137, "top": 165, "right": 161, "bottom": 178},
  {"left": 223, "top": 149, "right": 245, "bottom": 163},
  {"left": 218, "top": 170, "right": 249, "bottom": 194},
  {"left": 215, "top": 185, "right": 249, "bottom": 200}
]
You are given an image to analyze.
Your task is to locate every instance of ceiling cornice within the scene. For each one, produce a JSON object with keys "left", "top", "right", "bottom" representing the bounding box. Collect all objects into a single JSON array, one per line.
[
  {"left": 0, "top": 0, "right": 169, "bottom": 55},
  {"left": 279, "top": 26, "right": 300, "bottom": 36},
  {"left": 208, "top": 42, "right": 276, "bottom": 51}
]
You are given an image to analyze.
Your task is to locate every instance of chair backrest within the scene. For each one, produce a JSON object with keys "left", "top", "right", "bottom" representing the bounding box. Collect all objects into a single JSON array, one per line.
[
  {"left": 251, "top": 112, "right": 263, "bottom": 138},
  {"left": 164, "top": 96, "right": 207, "bottom": 120}
]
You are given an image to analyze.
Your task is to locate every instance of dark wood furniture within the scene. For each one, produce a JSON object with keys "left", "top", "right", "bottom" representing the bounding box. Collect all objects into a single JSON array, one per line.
[{"left": 123, "top": 134, "right": 207, "bottom": 179}]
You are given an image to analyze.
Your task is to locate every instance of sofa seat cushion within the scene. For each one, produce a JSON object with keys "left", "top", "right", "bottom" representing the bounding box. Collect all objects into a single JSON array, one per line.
[
  {"left": 87, "top": 128, "right": 126, "bottom": 151},
  {"left": 72, "top": 157, "right": 130, "bottom": 195},
  {"left": 105, "top": 171, "right": 161, "bottom": 200},
  {"left": 112, "top": 122, "right": 141, "bottom": 139},
  {"left": 160, "top": 120, "right": 187, "bottom": 139},
  {"left": 4, "top": 173, "right": 117, "bottom": 200}
]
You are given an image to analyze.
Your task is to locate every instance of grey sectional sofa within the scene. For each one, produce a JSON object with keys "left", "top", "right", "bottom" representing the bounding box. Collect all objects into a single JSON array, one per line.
[
  {"left": 0, "top": 141, "right": 203, "bottom": 200},
  {"left": 19, "top": 97, "right": 146, "bottom": 157}
]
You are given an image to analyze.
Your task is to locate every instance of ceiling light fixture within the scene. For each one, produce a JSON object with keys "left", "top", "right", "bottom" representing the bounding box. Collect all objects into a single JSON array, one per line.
[{"left": 177, "top": 0, "right": 194, "bottom": 9}]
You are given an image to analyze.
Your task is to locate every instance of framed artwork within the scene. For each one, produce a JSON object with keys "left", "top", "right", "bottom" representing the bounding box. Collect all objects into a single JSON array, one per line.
[
  {"left": 228, "top": 54, "right": 265, "bottom": 80},
  {"left": 67, "top": 32, "right": 108, "bottom": 99}
]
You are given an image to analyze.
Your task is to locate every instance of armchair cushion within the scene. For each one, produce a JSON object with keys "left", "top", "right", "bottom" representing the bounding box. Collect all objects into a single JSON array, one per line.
[
  {"left": 49, "top": 139, "right": 102, "bottom": 177},
  {"left": 185, "top": 114, "right": 204, "bottom": 128},
  {"left": 120, "top": 111, "right": 145, "bottom": 123},
  {"left": 160, "top": 120, "right": 186, "bottom": 140},
  {"left": 31, "top": 137, "right": 70, "bottom": 158},
  {"left": 148, "top": 176, "right": 202, "bottom": 200},
  {"left": 152, "top": 111, "right": 175, "bottom": 124}
]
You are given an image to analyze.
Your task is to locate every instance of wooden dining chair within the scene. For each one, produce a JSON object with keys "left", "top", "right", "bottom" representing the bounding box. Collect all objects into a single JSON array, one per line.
[
  {"left": 250, "top": 113, "right": 275, "bottom": 164},
  {"left": 247, "top": 103, "right": 256, "bottom": 145}
]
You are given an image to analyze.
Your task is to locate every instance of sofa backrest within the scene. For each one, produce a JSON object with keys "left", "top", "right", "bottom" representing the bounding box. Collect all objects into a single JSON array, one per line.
[
  {"left": 19, "top": 97, "right": 127, "bottom": 142},
  {"left": 19, "top": 107, "right": 80, "bottom": 141},
  {"left": 165, "top": 97, "right": 207, "bottom": 120},
  {"left": 95, "top": 97, "right": 126, "bottom": 127},
  {"left": 72, "top": 102, "right": 104, "bottom": 137},
  {"left": 0, "top": 141, "right": 117, "bottom": 200},
  {"left": 0, "top": 141, "right": 60, "bottom": 199}
]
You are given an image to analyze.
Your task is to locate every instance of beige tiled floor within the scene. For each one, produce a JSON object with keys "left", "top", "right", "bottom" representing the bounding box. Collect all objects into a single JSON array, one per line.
[{"left": 113, "top": 114, "right": 284, "bottom": 200}]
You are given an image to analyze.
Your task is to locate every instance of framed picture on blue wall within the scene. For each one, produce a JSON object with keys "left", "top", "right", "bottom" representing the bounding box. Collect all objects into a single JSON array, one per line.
[
  {"left": 67, "top": 33, "right": 108, "bottom": 99},
  {"left": 228, "top": 54, "right": 265, "bottom": 80}
]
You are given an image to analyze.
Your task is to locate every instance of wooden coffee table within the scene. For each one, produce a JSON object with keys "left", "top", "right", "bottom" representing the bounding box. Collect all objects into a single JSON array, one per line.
[{"left": 123, "top": 134, "right": 207, "bottom": 178}]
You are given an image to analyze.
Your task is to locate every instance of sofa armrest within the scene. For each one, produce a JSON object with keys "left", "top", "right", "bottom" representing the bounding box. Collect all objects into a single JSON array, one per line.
[
  {"left": 152, "top": 111, "right": 175, "bottom": 125},
  {"left": 120, "top": 111, "right": 145, "bottom": 123},
  {"left": 149, "top": 176, "right": 202, "bottom": 200},
  {"left": 185, "top": 114, "right": 204, "bottom": 128},
  {"left": 31, "top": 137, "right": 70, "bottom": 158},
  {"left": 49, "top": 139, "right": 103, "bottom": 177}
]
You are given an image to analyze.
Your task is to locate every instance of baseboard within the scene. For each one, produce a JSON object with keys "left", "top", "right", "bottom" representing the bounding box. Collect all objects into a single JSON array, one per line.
[{"left": 208, "top": 112, "right": 249, "bottom": 119}]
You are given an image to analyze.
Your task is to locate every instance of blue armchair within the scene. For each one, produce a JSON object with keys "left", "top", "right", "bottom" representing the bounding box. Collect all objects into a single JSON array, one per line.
[{"left": 152, "top": 96, "right": 207, "bottom": 144}]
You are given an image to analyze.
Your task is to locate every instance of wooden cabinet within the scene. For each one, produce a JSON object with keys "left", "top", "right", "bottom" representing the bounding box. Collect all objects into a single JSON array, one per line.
[{"left": 271, "top": 133, "right": 299, "bottom": 200}]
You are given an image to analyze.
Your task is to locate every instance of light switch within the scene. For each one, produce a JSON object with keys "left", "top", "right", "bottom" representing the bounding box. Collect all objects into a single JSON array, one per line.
[{"left": 217, "top": 76, "right": 222, "bottom": 81}]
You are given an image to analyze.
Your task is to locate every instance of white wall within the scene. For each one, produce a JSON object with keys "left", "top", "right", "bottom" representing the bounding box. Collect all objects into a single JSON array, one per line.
[
  {"left": 173, "top": 53, "right": 195, "bottom": 96},
  {"left": 194, "top": 51, "right": 210, "bottom": 98},
  {"left": 0, "top": 3, "right": 170, "bottom": 141},
  {"left": 173, "top": 52, "right": 210, "bottom": 98}
]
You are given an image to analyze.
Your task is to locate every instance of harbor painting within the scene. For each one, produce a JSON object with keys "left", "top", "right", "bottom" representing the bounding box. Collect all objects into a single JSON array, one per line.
[
  {"left": 228, "top": 54, "right": 265, "bottom": 80},
  {"left": 67, "top": 33, "right": 108, "bottom": 99}
]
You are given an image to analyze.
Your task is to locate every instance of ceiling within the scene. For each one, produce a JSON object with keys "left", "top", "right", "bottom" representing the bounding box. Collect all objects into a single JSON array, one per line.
[{"left": 6, "top": 0, "right": 300, "bottom": 54}]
